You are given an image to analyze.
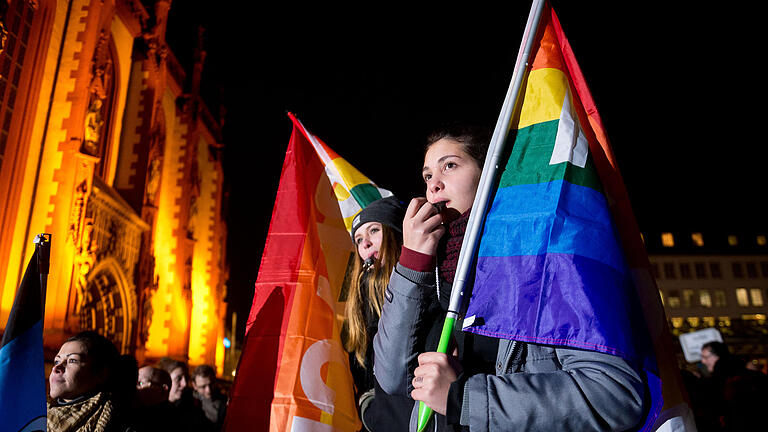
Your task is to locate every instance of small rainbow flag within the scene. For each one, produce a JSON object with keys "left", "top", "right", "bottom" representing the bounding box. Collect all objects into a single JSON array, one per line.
[{"left": 289, "top": 113, "right": 392, "bottom": 234}]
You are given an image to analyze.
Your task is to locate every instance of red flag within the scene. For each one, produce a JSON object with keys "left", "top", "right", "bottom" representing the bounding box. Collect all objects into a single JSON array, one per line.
[{"left": 224, "top": 119, "right": 360, "bottom": 431}]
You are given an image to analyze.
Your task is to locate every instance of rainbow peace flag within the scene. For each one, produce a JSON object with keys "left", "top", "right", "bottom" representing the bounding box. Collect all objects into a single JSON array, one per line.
[
  {"left": 289, "top": 113, "right": 392, "bottom": 234},
  {"left": 464, "top": 5, "right": 691, "bottom": 431}
]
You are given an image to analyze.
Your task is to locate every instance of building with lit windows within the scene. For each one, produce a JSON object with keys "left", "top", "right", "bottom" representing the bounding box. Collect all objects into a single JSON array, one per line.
[
  {"left": 0, "top": 0, "right": 228, "bottom": 373},
  {"left": 646, "top": 230, "right": 768, "bottom": 362}
]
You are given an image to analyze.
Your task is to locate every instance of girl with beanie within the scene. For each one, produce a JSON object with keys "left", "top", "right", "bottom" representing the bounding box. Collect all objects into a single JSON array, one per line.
[{"left": 345, "top": 196, "right": 413, "bottom": 431}]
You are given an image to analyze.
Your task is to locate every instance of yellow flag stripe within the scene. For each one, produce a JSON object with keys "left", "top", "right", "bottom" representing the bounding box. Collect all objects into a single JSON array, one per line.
[
  {"left": 330, "top": 157, "right": 375, "bottom": 191},
  {"left": 516, "top": 68, "right": 569, "bottom": 130}
]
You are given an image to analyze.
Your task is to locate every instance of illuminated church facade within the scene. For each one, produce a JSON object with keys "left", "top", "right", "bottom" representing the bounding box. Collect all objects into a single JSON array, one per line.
[{"left": 0, "top": 0, "right": 228, "bottom": 373}]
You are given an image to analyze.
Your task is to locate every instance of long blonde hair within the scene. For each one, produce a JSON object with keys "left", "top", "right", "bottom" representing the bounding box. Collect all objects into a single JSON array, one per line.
[{"left": 344, "top": 225, "right": 401, "bottom": 367}]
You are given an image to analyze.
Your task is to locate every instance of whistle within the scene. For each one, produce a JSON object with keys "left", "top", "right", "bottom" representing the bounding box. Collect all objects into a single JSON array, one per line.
[
  {"left": 363, "top": 256, "right": 375, "bottom": 272},
  {"left": 432, "top": 201, "right": 446, "bottom": 213}
]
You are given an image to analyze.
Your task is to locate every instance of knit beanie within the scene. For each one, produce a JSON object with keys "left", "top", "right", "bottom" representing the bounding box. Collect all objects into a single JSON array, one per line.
[{"left": 350, "top": 196, "right": 406, "bottom": 240}]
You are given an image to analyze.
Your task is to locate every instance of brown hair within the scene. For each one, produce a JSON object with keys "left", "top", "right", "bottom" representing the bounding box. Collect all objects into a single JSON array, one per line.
[
  {"left": 344, "top": 225, "right": 401, "bottom": 367},
  {"left": 193, "top": 364, "right": 216, "bottom": 380},
  {"left": 425, "top": 123, "right": 491, "bottom": 169}
]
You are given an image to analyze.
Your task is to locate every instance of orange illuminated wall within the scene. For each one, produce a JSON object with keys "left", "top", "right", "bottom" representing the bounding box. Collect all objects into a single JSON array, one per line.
[
  {"left": 188, "top": 134, "right": 222, "bottom": 366},
  {"left": 145, "top": 89, "right": 189, "bottom": 358}
]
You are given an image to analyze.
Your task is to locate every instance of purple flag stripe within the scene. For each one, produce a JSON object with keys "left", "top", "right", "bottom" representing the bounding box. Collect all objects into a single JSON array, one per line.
[{"left": 466, "top": 253, "right": 653, "bottom": 364}]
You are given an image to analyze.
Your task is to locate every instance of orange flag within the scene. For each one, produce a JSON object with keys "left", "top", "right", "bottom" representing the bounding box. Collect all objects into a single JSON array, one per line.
[{"left": 224, "top": 116, "right": 361, "bottom": 431}]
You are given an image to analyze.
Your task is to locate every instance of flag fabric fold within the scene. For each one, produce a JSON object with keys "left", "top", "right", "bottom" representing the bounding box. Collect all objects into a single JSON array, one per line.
[
  {"left": 463, "top": 4, "right": 692, "bottom": 431},
  {"left": 224, "top": 115, "right": 380, "bottom": 432},
  {"left": 0, "top": 236, "right": 50, "bottom": 432}
]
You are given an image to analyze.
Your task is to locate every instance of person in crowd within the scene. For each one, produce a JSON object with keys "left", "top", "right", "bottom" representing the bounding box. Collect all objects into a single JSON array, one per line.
[
  {"left": 343, "top": 195, "right": 413, "bottom": 431},
  {"left": 157, "top": 357, "right": 189, "bottom": 404},
  {"left": 698, "top": 341, "right": 768, "bottom": 431},
  {"left": 192, "top": 364, "right": 227, "bottom": 431},
  {"left": 47, "top": 330, "right": 135, "bottom": 432},
  {"left": 132, "top": 366, "right": 176, "bottom": 432},
  {"left": 157, "top": 357, "right": 213, "bottom": 432},
  {"left": 373, "top": 124, "right": 645, "bottom": 431}
]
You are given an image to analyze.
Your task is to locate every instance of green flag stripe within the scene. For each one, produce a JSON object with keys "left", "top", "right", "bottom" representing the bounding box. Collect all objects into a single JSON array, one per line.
[
  {"left": 499, "top": 119, "right": 602, "bottom": 193},
  {"left": 349, "top": 183, "right": 383, "bottom": 208}
]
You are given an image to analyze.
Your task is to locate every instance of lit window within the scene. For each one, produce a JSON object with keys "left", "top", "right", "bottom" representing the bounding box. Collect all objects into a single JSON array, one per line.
[
  {"left": 757, "top": 235, "right": 766, "bottom": 246},
  {"left": 728, "top": 235, "right": 738, "bottom": 246},
  {"left": 686, "top": 317, "right": 700, "bottom": 328},
  {"left": 741, "top": 314, "right": 767, "bottom": 324},
  {"left": 699, "top": 290, "right": 712, "bottom": 308},
  {"left": 682, "top": 289, "right": 694, "bottom": 308},
  {"left": 702, "top": 316, "right": 715, "bottom": 327},
  {"left": 662, "top": 232, "right": 675, "bottom": 247},
  {"left": 717, "top": 316, "right": 731, "bottom": 327},
  {"left": 736, "top": 288, "right": 749, "bottom": 306},
  {"left": 667, "top": 290, "right": 680, "bottom": 308},
  {"left": 714, "top": 290, "right": 727, "bottom": 307},
  {"left": 692, "top": 233, "right": 704, "bottom": 247},
  {"left": 671, "top": 317, "right": 684, "bottom": 328},
  {"left": 750, "top": 288, "right": 764, "bottom": 307}
]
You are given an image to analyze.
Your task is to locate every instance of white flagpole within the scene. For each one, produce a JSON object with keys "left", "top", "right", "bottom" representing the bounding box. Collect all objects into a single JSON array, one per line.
[
  {"left": 416, "top": 1, "right": 549, "bottom": 430},
  {"left": 448, "top": 0, "right": 547, "bottom": 324}
]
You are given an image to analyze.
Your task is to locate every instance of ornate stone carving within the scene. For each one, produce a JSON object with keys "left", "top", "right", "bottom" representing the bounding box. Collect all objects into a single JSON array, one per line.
[
  {"left": 69, "top": 180, "right": 89, "bottom": 243},
  {"left": 145, "top": 158, "right": 161, "bottom": 205},
  {"left": 74, "top": 219, "right": 97, "bottom": 312},
  {"left": 82, "top": 31, "right": 113, "bottom": 157},
  {"left": 73, "top": 178, "right": 149, "bottom": 352},
  {"left": 187, "top": 195, "right": 198, "bottom": 240}
]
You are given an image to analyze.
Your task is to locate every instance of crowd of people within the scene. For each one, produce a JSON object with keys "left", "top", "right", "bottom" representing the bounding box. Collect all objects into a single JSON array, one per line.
[
  {"left": 46, "top": 123, "right": 768, "bottom": 432},
  {"left": 47, "top": 331, "right": 227, "bottom": 432},
  {"left": 682, "top": 341, "right": 768, "bottom": 431}
]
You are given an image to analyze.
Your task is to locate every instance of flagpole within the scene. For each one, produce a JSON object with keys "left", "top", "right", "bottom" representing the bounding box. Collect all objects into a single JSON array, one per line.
[
  {"left": 33, "top": 233, "right": 51, "bottom": 311},
  {"left": 416, "top": 1, "right": 548, "bottom": 430}
]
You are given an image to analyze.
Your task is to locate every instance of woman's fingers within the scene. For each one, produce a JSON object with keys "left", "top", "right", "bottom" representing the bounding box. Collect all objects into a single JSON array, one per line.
[
  {"left": 403, "top": 198, "right": 444, "bottom": 256},
  {"left": 410, "top": 351, "right": 460, "bottom": 416}
]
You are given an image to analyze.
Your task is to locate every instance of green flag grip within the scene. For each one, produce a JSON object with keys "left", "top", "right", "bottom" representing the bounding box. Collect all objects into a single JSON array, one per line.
[{"left": 416, "top": 314, "right": 456, "bottom": 432}]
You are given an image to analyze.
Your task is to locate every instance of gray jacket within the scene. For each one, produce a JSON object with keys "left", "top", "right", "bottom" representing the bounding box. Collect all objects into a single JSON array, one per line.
[{"left": 374, "top": 263, "right": 645, "bottom": 432}]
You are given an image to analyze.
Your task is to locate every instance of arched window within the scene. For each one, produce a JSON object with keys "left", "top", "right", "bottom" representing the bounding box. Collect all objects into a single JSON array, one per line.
[{"left": 0, "top": 0, "right": 36, "bottom": 167}]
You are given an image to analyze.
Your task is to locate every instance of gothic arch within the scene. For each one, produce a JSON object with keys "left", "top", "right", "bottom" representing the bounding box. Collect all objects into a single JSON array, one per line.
[{"left": 79, "top": 256, "right": 135, "bottom": 353}]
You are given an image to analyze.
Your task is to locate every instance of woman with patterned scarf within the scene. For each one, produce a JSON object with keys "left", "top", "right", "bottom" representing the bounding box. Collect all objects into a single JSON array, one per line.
[{"left": 48, "top": 331, "right": 134, "bottom": 432}]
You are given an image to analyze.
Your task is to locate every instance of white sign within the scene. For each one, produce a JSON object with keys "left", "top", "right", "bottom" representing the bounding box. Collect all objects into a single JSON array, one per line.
[{"left": 679, "top": 327, "right": 723, "bottom": 363}]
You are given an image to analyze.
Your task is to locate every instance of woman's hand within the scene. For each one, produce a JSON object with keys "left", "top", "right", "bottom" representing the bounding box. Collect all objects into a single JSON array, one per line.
[
  {"left": 402, "top": 198, "right": 444, "bottom": 257},
  {"left": 410, "top": 351, "right": 462, "bottom": 415}
]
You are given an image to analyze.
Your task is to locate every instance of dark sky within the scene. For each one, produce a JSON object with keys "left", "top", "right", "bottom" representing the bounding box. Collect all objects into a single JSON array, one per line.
[{"left": 167, "top": 2, "right": 768, "bottom": 335}]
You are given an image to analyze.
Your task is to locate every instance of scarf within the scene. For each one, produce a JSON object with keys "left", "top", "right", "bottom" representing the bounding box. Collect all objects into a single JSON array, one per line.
[
  {"left": 47, "top": 391, "right": 114, "bottom": 432},
  {"left": 437, "top": 209, "right": 470, "bottom": 285}
]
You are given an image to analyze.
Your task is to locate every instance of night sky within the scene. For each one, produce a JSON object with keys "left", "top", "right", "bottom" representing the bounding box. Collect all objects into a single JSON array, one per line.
[{"left": 166, "top": 2, "right": 768, "bottom": 336}]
